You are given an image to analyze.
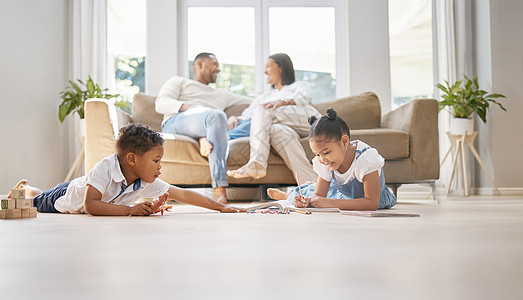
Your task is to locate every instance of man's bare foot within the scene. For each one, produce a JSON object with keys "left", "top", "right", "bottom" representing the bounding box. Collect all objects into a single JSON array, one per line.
[
  {"left": 214, "top": 187, "right": 227, "bottom": 204},
  {"left": 226, "top": 161, "right": 267, "bottom": 179},
  {"left": 199, "top": 137, "right": 213, "bottom": 157},
  {"left": 8, "top": 179, "right": 43, "bottom": 198},
  {"left": 267, "top": 188, "right": 289, "bottom": 200}
]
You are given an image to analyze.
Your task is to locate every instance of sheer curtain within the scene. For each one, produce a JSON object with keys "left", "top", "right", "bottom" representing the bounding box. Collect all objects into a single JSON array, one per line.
[
  {"left": 68, "top": 0, "right": 107, "bottom": 175},
  {"left": 71, "top": 0, "right": 107, "bottom": 83},
  {"left": 435, "top": 0, "right": 473, "bottom": 191}
]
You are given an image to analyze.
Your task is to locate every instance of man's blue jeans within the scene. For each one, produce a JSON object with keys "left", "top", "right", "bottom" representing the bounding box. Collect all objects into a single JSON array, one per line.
[
  {"left": 162, "top": 107, "right": 228, "bottom": 188},
  {"left": 228, "top": 119, "right": 251, "bottom": 140}
]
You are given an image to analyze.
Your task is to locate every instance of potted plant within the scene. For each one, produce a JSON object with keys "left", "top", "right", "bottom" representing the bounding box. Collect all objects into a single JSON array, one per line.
[
  {"left": 436, "top": 75, "right": 506, "bottom": 135},
  {"left": 58, "top": 76, "right": 127, "bottom": 125}
]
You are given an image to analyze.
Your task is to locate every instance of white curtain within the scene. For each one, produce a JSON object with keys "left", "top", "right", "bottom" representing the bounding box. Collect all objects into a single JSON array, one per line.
[
  {"left": 67, "top": 0, "right": 107, "bottom": 174},
  {"left": 435, "top": 0, "right": 473, "bottom": 191},
  {"left": 71, "top": 0, "right": 107, "bottom": 84}
]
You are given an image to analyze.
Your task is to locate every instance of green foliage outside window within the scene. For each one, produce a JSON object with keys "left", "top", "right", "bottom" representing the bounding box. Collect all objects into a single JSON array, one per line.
[
  {"left": 295, "top": 70, "right": 336, "bottom": 103},
  {"left": 114, "top": 56, "right": 145, "bottom": 114}
]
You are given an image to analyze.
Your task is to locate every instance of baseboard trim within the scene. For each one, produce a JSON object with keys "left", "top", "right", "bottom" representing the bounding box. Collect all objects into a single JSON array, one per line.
[
  {"left": 471, "top": 187, "right": 523, "bottom": 196},
  {"left": 396, "top": 184, "right": 523, "bottom": 197}
]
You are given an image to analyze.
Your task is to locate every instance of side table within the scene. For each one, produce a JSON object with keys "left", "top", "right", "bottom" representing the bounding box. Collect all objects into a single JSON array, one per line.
[{"left": 440, "top": 131, "right": 500, "bottom": 196}]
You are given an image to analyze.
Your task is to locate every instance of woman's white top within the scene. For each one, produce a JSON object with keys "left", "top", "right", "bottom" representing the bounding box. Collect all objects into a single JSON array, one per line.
[{"left": 240, "top": 81, "right": 313, "bottom": 119}]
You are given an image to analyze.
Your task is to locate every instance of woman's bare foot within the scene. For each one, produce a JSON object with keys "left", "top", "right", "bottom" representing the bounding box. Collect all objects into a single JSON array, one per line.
[
  {"left": 267, "top": 188, "right": 289, "bottom": 200},
  {"left": 214, "top": 187, "right": 228, "bottom": 204},
  {"left": 8, "top": 179, "right": 43, "bottom": 198},
  {"left": 199, "top": 137, "right": 213, "bottom": 157},
  {"left": 226, "top": 161, "right": 266, "bottom": 179}
]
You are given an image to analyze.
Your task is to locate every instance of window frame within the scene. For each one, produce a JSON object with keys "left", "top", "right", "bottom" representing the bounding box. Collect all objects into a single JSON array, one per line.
[
  {"left": 178, "top": 0, "right": 348, "bottom": 99},
  {"left": 387, "top": 0, "right": 438, "bottom": 109}
]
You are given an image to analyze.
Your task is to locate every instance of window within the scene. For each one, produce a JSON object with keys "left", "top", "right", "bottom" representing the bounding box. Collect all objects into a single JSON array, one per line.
[
  {"left": 180, "top": 0, "right": 343, "bottom": 103},
  {"left": 388, "top": 0, "right": 434, "bottom": 109},
  {"left": 269, "top": 7, "right": 336, "bottom": 102},
  {"left": 187, "top": 7, "right": 255, "bottom": 97},
  {"left": 107, "top": 0, "right": 146, "bottom": 110}
]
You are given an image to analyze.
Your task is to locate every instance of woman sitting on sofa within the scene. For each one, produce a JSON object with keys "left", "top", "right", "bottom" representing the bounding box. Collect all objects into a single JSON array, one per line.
[{"left": 227, "top": 53, "right": 321, "bottom": 182}]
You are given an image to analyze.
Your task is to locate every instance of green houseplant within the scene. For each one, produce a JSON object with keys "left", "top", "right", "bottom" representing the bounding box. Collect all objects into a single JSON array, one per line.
[
  {"left": 436, "top": 75, "right": 506, "bottom": 134},
  {"left": 58, "top": 76, "right": 126, "bottom": 123}
]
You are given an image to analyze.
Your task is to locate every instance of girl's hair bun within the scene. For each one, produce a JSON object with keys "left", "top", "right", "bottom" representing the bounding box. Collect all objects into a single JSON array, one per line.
[
  {"left": 308, "top": 115, "right": 318, "bottom": 125},
  {"left": 326, "top": 108, "right": 337, "bottom": 120}
]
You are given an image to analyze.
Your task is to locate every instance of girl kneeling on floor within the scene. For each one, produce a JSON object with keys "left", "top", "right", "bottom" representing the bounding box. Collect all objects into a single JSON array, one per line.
[{"left": 270, "top": 108, "right": 396, "bottom": 210}]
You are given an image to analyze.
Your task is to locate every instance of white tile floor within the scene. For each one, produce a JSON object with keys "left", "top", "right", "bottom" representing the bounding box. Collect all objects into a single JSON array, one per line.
[{"left": 1, "top": 195, "right": 523, "bottom": 300}]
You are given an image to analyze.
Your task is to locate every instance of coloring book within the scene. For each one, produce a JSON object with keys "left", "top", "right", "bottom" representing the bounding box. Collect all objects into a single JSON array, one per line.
[
  {"left": 246, "top": 200, "right": 340, "bottom": 214},
  {"left": 340, "top": 210, "right": 420, "bottom": 217}
]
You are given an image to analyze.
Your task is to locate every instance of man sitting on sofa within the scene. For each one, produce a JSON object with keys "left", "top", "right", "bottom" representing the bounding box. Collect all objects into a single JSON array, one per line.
[{"left": 155, "top": 52, "right": 252, "bottom": 203}]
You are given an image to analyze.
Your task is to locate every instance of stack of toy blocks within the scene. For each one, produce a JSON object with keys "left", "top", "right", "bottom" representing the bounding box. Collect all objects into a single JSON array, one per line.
[{"left": 0, "top": 188, "right": 37, "bottom": 219}]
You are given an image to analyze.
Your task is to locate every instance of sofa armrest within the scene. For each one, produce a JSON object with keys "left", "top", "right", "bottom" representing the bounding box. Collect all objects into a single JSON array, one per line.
[
  {"left": 381, "top": 99, "right": 439, "bottom": 180},
  {"left": 84, "top": 99, "right": 132, "bottom": 172}
]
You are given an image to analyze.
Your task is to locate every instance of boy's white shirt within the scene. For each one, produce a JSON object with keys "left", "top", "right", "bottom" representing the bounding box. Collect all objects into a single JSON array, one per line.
[
  {"left": 312, "top": 140, "right": 384, "bottom": 185},
  {"left": 54, "top": 154, "right": 171, "bottom": 214}
]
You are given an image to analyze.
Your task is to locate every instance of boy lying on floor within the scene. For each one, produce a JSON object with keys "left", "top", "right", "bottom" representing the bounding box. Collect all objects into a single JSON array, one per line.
[{"left": 10, "top": 123, "right": 244, "bottom": 216}]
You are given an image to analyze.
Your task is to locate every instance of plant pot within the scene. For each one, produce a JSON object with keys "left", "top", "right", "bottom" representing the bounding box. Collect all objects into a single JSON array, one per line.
[{"left": 450, "top": 117, "right": 474, "bottom": 135}]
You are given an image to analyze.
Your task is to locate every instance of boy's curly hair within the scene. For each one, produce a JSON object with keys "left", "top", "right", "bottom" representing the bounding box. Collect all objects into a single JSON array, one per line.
[{"left": 116, "top": 123, "right": 164, "bottom": 157}]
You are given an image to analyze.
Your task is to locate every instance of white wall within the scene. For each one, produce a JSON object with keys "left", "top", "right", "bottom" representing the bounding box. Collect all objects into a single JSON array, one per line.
[
  {"left": 0, "top": 0, "right": 70, "bottom": 193},
  {"left": 146, "top": 0, "right": 178, "bottom": 95},
  {"left": 346, "top": 0, "right": 392, "bottom": 113},
  {"left": 472, "top": 0, "right": 523, "bottom": 190},
  {"left": 472, "top": 0, "right": 494, "bottom": 190},
  {"left": 487, "top": 0, "right": 523, "bottom": 188}
]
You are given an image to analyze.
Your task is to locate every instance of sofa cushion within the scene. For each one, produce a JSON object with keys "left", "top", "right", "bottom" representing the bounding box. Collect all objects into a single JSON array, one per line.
[
  {"left": 350, "top": 128, "right": 409, "bottom": 159},
  {"left": 160, "top": 134, "right": 209, "bottom": 165},
  {"left": 313, "top": 92, "right": 381, "bottom": 130},
  {"left": 160, "top": 135, "right": 287, "bottom": 166},
  {"left": 133, "top": 93, "right": 163, "bottom": 132},
  {"left": 227, "top": 137, "right": 287, "bottom": 166},
  {"left": 301, "top": 128, "right": 409, "bottom": 161}
]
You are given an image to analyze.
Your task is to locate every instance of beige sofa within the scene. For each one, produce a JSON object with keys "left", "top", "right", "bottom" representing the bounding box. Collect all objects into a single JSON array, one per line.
[{"left": 84, "top": 92, "right": 439, "bottom": 195}]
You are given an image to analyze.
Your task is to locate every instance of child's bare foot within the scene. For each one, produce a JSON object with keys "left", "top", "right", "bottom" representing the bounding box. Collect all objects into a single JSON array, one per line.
[
  {"left": 8, "top": 179, "right": 43, "bottom": 198},
  {"left": 267, "top": 188, "right": 289, "bottom": 200},
  {"left": 199, "top": 137, "right": 213, "bottom": 157},
  {"left": 214, "top": 187, "right": 227, "bottom": 204}
]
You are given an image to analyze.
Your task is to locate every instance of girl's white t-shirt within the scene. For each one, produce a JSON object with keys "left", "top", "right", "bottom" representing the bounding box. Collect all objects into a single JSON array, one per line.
[
  {"left": 53, "top": 154, "right": 171, "bottom": 214},
  {"left": 312, "top": 140, "right": 384, "bottom": 185}
]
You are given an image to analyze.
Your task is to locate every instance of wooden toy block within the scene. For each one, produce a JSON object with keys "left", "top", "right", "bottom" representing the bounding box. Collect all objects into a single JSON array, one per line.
[
  {"left": 21, "top": 208, "right": 30, "bottom": 218},
  {"left": 0, "top": 210, "right": 5, "bottom": 219},
  {"left": 15, "top": 198, "right": 33, "bottom": 209},
  {"left": 29, "top": 207, "right": 37, "bottom": 218},
  {"left": 1, "top": 209, "right": 22, "bottom": 219},
  {"left": 1, "top": 198, "right": 16, "bottom": 210},
  {"left": 11, "top": 188, "right": 25, "bottom": 199},
  {"left": 12, "top": 209, "right": 22, "bottom": 219}
]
